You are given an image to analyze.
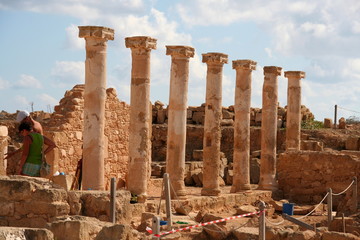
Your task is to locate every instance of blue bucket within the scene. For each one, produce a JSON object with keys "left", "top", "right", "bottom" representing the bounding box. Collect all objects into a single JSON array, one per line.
[{"left": 283, "top": 203, "right": 294, "bottom": 215}]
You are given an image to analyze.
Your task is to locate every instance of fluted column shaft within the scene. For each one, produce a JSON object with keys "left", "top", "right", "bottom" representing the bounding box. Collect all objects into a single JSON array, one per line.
[
  {"left": 79, "top": 26, "right": 114, "bottom": 190},
  {"left": 231, "top": 60, "right": 257, "bottom": 193},
  {"left": 259, "top": 66, "right": 282, "bottom": 191},
  {"left": 201, "top": 52, "right": 228, "bottom": 196},
  {"left": 166, "top": 46, "right": 195, "bottom": 198},
  {"left": 285, "top": 71, "right": 305, "bottom": 150},
  {"left": 125, "top": 36, "right": 157, "bottom": 202}
]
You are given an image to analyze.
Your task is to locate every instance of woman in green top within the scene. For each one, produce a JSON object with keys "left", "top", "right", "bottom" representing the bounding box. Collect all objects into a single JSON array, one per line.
[{"left": 18, "top": 122, "right": 56, "bottom": 177}]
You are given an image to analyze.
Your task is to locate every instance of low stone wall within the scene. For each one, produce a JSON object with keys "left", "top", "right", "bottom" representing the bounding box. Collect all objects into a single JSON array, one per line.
[
  {"left": 277, "top": 151, "right": 360, "bottom": 204},
  {"left": 0, "top": 176, "right": 132, "bottom": 229}
]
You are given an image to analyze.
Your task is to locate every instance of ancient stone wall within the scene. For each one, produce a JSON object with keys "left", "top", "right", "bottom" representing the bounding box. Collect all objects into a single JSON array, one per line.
[
  {"left": 277, "top": 151, "right": 360, "bottom": 204},
  {"left": 0, "top": 126, "right": 8, "bottom": 175},
  {"left": 152, "top": 124, "right": 286, "bottom": 163},
  {"left": 152, "top": 101, "right": 314, "bottom": 127},
  {"left": 0, "top": 176, "right": 132, "bottom": 229},
  {"left": 44, "top": 84, "right": 130, "bottom": 189}
]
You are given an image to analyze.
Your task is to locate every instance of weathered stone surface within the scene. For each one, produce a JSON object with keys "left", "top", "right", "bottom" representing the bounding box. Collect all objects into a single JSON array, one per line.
[
  {"left": 322, "top": 231, "right": 360, "bottom": 240},
  {"left": 0, "top": 227, "right": 54, "bottom": 240},
  {"left": 324, "top": 118, "right": 333, "bottom": 128},
  {"left": 301, "top": 140, "right": 324, "bottom": 151},
  {"left": 95, "top": 224, "right": 143, "bottom": 240},
  {"left": 232, "top": 227, "right": 258, "bottom": 240},
  {"left": 51, "top": 216, "right": 110, "bottom": 240},
  {"left": 345, "top": 136, "right": 360, "bottom": 150},
  {"left": 278, "top": 151, "right": 360, "bottom": 204},
  {"left": 339, "top": 117, "right": 346, "bottom": 129}
]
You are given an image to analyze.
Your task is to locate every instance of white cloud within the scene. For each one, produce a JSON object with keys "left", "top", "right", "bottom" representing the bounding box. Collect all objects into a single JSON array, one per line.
[
  {"left": 14, "top": 74, "right": 42, "bottom": 89},
  {"left": 0, "top": 77, "right": 11, "bottom": 89},
  {"left": 15, "top": 95, "right": 30, "bottom": 107},
  {"left": 37, "top": 93, "right": 58, "bottom": 106},
  {"left": 64, "top": 24, "right": 84, "bottom": 50},
  {"left": 50, "top": 61, "right": 84, "bottom": 87},
  {"left": 265, "top": 48, "right": 273, "bottom": 58}
]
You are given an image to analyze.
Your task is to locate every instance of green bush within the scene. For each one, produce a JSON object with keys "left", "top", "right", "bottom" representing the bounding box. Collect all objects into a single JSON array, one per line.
[{"left": 301, "top": 120, "right": 324, "bottom": 129}]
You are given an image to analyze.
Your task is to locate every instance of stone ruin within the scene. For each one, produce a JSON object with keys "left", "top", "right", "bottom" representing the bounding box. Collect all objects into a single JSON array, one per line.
[{"left": 1, "top": 25, "right": 360, "bottom": 239}]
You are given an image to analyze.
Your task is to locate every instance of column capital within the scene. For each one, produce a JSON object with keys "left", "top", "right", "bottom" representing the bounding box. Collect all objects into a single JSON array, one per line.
[
  {"left": 202, "top": 52, "right": 228, "bottom": 65},
  {"left": 166, "top": 46, "right": 195, "bottom": 58},
  {"left": 263, "top": 66, "right": 282, "bottom": 75},
  {"left": 284, "top": 71, "right": 306, "bottom": 79},
  {"left": 232, "top": 59, "right": 257, "bottom": 70},
  {"left": 125, "top": 36, "right": 157, "bottom": 50},
  {"left": 78, "top": 26, "right": 114, "bottom": 40}
]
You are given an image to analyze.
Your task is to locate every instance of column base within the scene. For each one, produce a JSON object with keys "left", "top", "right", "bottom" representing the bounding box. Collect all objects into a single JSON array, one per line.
[
  {"left": 170, "top": 189, "right": 187, "bottom": 199},
  {"left": 258, "top": 176, "right": 278, "bottom": 191},
  {"left": 136, "top": 194, "right": 147, "bottom": 203},
  {"left": 201, "top": 188, "right": 221, "bottom": 196},
  {"left": 230, "top": 184, "right": 252, "bottom": 193}
]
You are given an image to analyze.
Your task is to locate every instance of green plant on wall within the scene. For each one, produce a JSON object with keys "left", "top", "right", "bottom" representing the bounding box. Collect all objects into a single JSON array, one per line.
[{"left": 301, "top": 120, "right": 324, "bottom": 129}]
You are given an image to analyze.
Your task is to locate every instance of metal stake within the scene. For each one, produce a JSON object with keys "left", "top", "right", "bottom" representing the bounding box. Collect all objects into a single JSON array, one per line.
[
  {"left": 110, "top": 177, "right": 116, "bottom": 223},
  {"left": 259, "top": 201, "right": 265, "bottom": 240},
  {"left": 163, "top": 173, "right": 173, "bottom": 230}
]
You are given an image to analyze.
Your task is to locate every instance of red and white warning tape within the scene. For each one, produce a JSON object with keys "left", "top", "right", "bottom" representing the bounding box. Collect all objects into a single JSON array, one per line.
[{"left": 148, "top": 210, "right": 264, "bottom": 237}]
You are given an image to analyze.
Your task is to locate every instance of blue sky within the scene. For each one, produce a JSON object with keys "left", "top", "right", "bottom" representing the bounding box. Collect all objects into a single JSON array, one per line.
[{"left": 1, "top": 0, "right": 360, "bottom": 121}]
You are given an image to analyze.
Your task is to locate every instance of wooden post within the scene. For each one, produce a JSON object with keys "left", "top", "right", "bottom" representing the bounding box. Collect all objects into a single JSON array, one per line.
[
  {"left": 110, "top": 177, "right": 116, "bottom": 223},
  {"left": 163, "top": 173, "right": 173, "bottom": 230},
  {"left": 334, "top": 105, "right": 338, "bottom": 128},
  {"left": 328, "top": 188, "right": 333, "bottom": 228},
  {"left": 353, "top": 176, "right": 358, "bottom": 213},
  {"left": 258, "top": 201, "right": 266, "bottom": 240},
  {"left": 152, "top": 216, "right": 161, "bottom": 240}
]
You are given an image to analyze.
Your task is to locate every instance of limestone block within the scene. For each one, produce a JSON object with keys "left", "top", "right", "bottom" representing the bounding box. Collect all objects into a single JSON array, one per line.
[
  {"left": 0, "top": 126, "right": 8, "bottom": 137},
  {"left": 338, "top": 117, "right": 346, "bottom": 129},
  {"left": 255, "top": 112, "right": 262, "bottom": 125},
  {"left": 233, "top": 227, "right": 259, "bottom": 240},
  {"left": 0, "top": 227, "right": 54, "bottom": 240},
  {"left": 157, "top": 109, "right": 166, "bottom": 124},
  {"left": 250, "top": 158, "right": 260, "bottom": 184},
  {"left": 50, "top": 216, "right": 109, "bottom": 240},
  {"left": 14, "top": 201, "right": 70, "bottom": 217},
  {"left": 345, "top": 136, "right": 360, "bottom": 150},
  {"left": 51, "top": 175, "right": 74, "bottom": 191},
  {"left": 186, "top": 109, "right": 193, "bottom": 119},
  {"left": 221, "top": 119, "right": 234, "bottom": 126},
  {"left": 192, "top": 149, "right": 203, "bottom": 161},
  {"left": 324, "top": 118, "right": 333, "bottom": 128},
  {"left": 0, "top": 201, "right": 14, "bottom": 216},
  {"left": 95, "top": 224, "right": 142, "bottom": 240},
  {"left": 192, "top": 111, "right": 204, "bottom": 125},
  {"left": 301, "top": 140, "right": 324, "bottom": 151},
  {"left": 222, "top": 109, "right": 234, "bottom": 119}
]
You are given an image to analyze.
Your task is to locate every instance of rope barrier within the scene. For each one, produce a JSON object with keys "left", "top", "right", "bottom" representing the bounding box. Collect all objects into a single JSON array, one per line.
[
  {"left": 337, "top": 106, "right": 360, "bottom": 114},
  {"left": 151, "top": 210, "right": 264, "bottom": 238},
  {"left": 295, "top": 192, "right": 329, "bottom": 220},
  {"left": 332, "top": 180, "right": 354, "bottom": 196}
]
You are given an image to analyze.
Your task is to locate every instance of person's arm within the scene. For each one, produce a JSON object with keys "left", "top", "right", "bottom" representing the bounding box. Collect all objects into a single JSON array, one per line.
[
  {"left": 32, "top": 121, "right": 44, "bottom": 135},
  {"left": 43, "top": 136, "right": 56, "bottom": 154},
  {"left": 17, "top": 136, "right": 31, "bottom": 174},
  {"left": 4, "top": 148, "right": 22, "bottom": 159}
]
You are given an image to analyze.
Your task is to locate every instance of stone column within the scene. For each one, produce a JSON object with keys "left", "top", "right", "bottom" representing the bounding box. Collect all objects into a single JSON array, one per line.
[
  {"left": 201, "top": 52, "right": 228, "bottom": 196},
  {"left": 0, "top": 126, "right": 8, "bottom": 175},
  {"left": 231, "top": 60, "right": 257, "bottom": 193},
  {"left": 125, "top": 36, "right": 157, "bottom": 202},
  {"left": 285, "top": 71, "right": 305, "bottom": 151},
  {"left": 165, "top": 46, "right": 195, "bottom": 198},
  {"left": 79, "top": 26, "right": 114, "bottom": 190},
  {"left": 258, "top": 66, "right": 282, "bottom": 191}
]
